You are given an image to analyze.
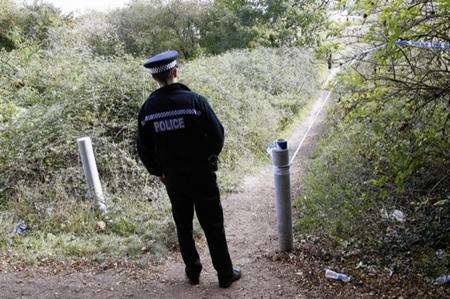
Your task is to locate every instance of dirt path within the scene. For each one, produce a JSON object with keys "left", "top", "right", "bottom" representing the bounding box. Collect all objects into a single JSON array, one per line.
[{"left": 1, "top": 73, "right": 333, "bottom": 299}]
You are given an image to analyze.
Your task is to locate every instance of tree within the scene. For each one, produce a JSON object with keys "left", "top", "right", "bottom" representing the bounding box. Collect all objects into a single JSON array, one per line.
[
  {"left": 0, "top": 0, "right": 22, "bottom": 50},
  {"left": 343, "top": 0, "right": 449, "bottom": 192},
  {"left": 198, "top": 1, "right": 259, "bottom": 54},
  {"left": 0, "top": 0, "right": 70, "bottom": 50},
  {"left": 204, "top": 0, "right": 328, "bottom": 51},
  {"left": 108, "top": 0, "right": 206, "bottom": 59},
  {"left": 106, "top": 0, "right": 329, "bottom": 58}
]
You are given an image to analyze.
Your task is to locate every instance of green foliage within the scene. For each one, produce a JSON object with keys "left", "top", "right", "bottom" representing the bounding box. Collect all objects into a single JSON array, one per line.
[
  {"left": 198, "top": 1, "right": 258, "bottom": 54},
  {"left": 1, "top": 0, "right": 329, "bottom": 59},
  {"left": 0, "top": 6, "right": 320, "bottom": 262},
  {"left": 0, "top": 0, "right": 70, "bottom": 50},
  {"left": 108, "top": 0, "right": 206, "bottom": 59},
  {"left": 297, "top": 0, "right": 449, "bottom": 276},
  {"left": 182, "top": 47, "right": 320, "bottom": 189},
  {"left": 86, "top": 0, "right": 328, "bottom": 58},
  {"left": 75, "top": 12, "right": 125, "bottom": 57},
  {"left": 256, "top": 0, "right": 328, "bottom": 48},
  {"left": 0, "top": 0, "right": 20, "bottom": 50}
]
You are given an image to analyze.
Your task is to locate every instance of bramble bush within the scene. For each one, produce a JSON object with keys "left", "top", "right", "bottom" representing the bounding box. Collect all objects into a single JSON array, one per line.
[{"left": 0, "top": 14, "right": 320, "bottom": 262}]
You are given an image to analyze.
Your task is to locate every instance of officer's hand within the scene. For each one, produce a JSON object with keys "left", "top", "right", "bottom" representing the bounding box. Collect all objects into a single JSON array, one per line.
[{"left": 159, "top": 175, "right": 167, "bottom": 185}]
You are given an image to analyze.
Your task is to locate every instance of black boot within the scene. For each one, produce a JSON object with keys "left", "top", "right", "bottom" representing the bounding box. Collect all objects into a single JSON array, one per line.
[
  {"left": 218, "top": 268, "right": 241, "bottom": 288},
  {"left": 186, "top": 267, "right": 201, "bottom": 285},
  {"left": 186, "top": 273, "right": 200, "bottom": 285}
]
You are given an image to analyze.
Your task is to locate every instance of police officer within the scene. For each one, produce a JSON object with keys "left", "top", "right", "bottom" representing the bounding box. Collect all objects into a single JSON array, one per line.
[{"left": 137, "top": 50, "right": 241, "bottom": 288}]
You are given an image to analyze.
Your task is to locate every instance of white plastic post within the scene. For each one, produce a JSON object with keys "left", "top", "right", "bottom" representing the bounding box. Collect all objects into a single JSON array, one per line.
[
  {"left": 77, "top": 137, "right": 107, "bottom": 214},
  {"left": 271, "top": 139, "right": 293, "bottom": 252}
]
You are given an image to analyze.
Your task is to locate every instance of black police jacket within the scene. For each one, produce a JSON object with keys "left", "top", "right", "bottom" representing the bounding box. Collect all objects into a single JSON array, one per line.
[{"left": 137, "top": 83, "right": 224, "bottom": 177}]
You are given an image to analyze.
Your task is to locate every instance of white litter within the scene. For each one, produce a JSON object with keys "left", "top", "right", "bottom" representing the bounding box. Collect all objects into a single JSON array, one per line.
[{"left": 391, "top": 210, "right": 406, "bottom": 222}]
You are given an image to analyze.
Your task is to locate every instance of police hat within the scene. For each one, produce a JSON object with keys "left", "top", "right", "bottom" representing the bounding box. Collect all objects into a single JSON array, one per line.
[{"left": 144, "top": 50, "right": 179, "bottom": 74}]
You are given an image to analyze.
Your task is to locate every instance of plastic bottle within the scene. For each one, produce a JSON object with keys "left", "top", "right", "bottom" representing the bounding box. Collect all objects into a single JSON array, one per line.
[
  {"left": 325, "top": 269, "right": 351, "bottom": 282},
  {"left": 434, "top": 274, "right": 450, "bottom": 285}
]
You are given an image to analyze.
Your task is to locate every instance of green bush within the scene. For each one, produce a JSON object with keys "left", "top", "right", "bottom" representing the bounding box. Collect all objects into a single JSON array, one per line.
[
  {"left": 296, "top": 0, "right": 449, "bottom": 277},
  {"left": 0, "top": 18, "right": 320, "bottom": 262},
  {"left": 0, "top": 0, "right": 70, "bottom": 51}
]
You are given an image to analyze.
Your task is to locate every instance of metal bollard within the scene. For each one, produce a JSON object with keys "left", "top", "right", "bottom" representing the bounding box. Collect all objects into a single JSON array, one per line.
[
  {"left": 271, "top": 139, "right": 293, "bottom": 252},
  {"left": 77, "top": 137, "right": 107, "bottom": 214}
]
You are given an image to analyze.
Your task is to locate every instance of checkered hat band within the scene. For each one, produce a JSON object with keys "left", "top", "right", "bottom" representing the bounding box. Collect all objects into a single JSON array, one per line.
[{"left": 148, "top": 60, "right": 177, "bottom": 74}]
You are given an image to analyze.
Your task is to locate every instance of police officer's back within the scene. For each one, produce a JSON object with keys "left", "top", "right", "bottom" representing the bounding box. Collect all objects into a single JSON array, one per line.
[{"left": 137, "top": 50, "right": 241, "bottom": 288}]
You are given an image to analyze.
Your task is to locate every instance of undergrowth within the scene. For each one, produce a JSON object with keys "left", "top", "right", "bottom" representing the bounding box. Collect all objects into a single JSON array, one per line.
[
  {"left": 0, "top": 22, "right": 320, "bottom": 264},
  {"left": 296, "top": 1, "right": 449, "bottom": 281}
]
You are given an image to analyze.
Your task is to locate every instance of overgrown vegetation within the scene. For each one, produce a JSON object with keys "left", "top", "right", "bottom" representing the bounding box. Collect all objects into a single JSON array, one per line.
[
  {"left": 298, "top": 0, "right": 449, "bottom": 279},
  {"left": 0, "top": 0, "right": 322, "bottom": 264},
  {"left": 102, "top": 0, "right": 328, "bottom": 58}
]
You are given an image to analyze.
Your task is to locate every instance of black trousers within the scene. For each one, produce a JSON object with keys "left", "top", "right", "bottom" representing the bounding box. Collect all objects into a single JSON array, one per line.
[{"left": 165, "top": 172, "right": 233, "bottom": 279}]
